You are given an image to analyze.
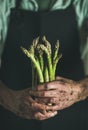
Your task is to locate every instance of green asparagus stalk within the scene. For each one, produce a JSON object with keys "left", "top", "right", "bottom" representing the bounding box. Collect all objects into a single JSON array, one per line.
[
  {"left": 21, "top": 47, "right": 44, "bottom": 83},
  {"left": 44, "top": 65, "right": 49, "bottom": 82},
  {"left": 21, "top": 36, "right": 62, "bottom": 86},
  {"left": 37, "top": 47, "right": 44, "bottom": 72},
  {"left": 53, "top": 40, "right": 60, "bottom": 61},
  {"left": 53, "top": 40, "right": 62, "bottom": 78},
  {"left": 42, "top": 36, "right": 54, "bottom": 81}
]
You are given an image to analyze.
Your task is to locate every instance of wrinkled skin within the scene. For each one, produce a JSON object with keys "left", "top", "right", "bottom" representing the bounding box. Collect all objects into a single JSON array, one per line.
[
  {"left": 29, "top": 76, "right": 84, "bottom": 111},
  {"left": 9, "top": 88, "right": 57, "bottom": 120},
  {"left": 1, "top": 76, "right": 85, "bottom": 121}
]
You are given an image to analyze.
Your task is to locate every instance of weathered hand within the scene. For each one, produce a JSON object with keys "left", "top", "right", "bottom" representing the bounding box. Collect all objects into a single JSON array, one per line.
[
  {"left": 29, "top": 76, "right": 84, "bottom": 111},
  {"left": 7, "top": 88, "right": 57, "bottom": 120}
]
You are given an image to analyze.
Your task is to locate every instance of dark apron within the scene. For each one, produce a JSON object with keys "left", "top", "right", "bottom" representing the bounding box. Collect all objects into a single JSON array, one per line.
[{"left": 0, "top": 0, "right": 88, "bottom": 130}]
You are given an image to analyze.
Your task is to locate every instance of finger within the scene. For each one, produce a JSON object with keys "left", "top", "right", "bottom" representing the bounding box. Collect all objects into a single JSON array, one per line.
[
  {"left": 46, "top": 81, "right": 72, "bottom": 93},
  {"left": 41, "top": 101, "right": 74, "bottom": 111},
  {"left": 35, "top": 81, "right": 71, "bottom": 92},
  {"left": 29, "top": 90, "right": 58, "bottom": 97},
  {"left": 24, "top": 95, "right": 48, "bottom": 112},
  {"left": 29, "top": 86, "right": 71, "bottom": 97},
  {"left": 35, "top": 97, "right": 60, "bottom": 105},
  {"left": 56, "top": 76, "right": 74, "bottom": 84},
  {"left": 36, "top": 82, "right": 58, "bottom": 91},
  {"left": 25, "top": 96, "right": 74, "bottom": 112},
  {"left": 49, "top": 81, "right": 74, "bottom": 94},
  {"left": 25, "top": 97, "right": 58, "bottom": 114},
  {"left": 48, "top": 105, "right": 62, "bottom": 111},
  {"left": 45, "top": 103, "right": 73, "bottom": 111},
  {"left": 34, "top": 111, "right": 58, "bottom": 120}
]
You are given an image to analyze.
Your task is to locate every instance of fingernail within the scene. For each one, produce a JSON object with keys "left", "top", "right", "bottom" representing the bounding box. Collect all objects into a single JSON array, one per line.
[
  {"left": 51, "top": 111, "right": 58, "bottom": 117},
  {"left": 54, "top": 111, "right": 58, "bottom": 115}
]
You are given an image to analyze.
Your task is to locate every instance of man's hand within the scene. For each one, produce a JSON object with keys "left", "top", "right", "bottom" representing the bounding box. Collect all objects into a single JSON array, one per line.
[
  {"left": 0, "top": 81, "right": 57, "bottom": 120},
  {"left": 29, "top": 76, "right": 88, "bottom": 111}
]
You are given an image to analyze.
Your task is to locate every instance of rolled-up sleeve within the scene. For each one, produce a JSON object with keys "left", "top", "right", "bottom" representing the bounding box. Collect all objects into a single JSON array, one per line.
[
  {"left": 73, "top": 0, "right": 88, "bottom": 75},
  {"left": 0, "top": 0, "right": 15, "bottom": 67},
  {"left": 79, "top": 0, "right": 88, "bottom": 75},
  {"left": 81, "top": 22, "right": 88, "bottom": 75},
  {"left": 0, "top": 8, "right": 4, "bottom": 66}
]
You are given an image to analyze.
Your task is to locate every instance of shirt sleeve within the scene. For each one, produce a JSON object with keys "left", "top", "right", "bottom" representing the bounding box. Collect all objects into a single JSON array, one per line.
[
  {"left": 76, "top": 0, "right": 88, "bottom": 75},
  {"left": 81, "top": 25, "right": 88, "bottom": 75},
  {"left": 73, "top": 0, "right": 88, "bottom": 75},
  {"left": 73, "top": 0, "right": 88, "bottom": 26},
  {"left": 0, "top": 2, "right": 5, "bottom": 65},
  {"left": 0, "top": 0, "right": 15, "bottom": 67}
]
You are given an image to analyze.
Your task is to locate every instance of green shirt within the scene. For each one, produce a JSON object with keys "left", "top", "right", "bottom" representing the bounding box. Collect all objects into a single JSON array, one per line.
[{"left": 0, "top": 0, "right": 88, "bottom": 74}]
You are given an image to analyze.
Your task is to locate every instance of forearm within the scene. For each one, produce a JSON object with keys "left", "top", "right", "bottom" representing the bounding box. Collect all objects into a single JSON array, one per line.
[{"left": 0, "top": 80, "right": 13, "bottom": 110}]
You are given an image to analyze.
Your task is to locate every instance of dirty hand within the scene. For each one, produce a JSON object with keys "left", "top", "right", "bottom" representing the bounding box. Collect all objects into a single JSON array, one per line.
[
  {"left": 0, "top": 81, "right": 57, "bottom": 120},
  {"left": 8, "top": 88, "right": 57, "bottom": 120},
  {"left": 29, "top": 76, "right": 85, "bottom": 111}
]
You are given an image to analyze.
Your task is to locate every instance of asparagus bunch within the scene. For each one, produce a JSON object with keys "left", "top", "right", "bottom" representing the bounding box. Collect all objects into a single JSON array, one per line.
[{"left": 21, "top": 36, "right": 62, "bottom": 89}]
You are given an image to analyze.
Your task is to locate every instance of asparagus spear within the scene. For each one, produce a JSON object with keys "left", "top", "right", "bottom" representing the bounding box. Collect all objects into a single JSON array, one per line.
[
  {"left": 21, "top": 46, "right": 44, "bottom": 83},
  {"left": 53, "top": 40, "right": 62, "bottom": 78},
  {"left": 21, "top": 36, "right": 62, "bottom": 85}
]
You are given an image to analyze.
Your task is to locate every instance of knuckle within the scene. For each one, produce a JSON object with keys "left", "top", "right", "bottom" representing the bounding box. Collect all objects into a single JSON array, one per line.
[{"left": 50, "top": 98, "right": 56, "bottom": 103}]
